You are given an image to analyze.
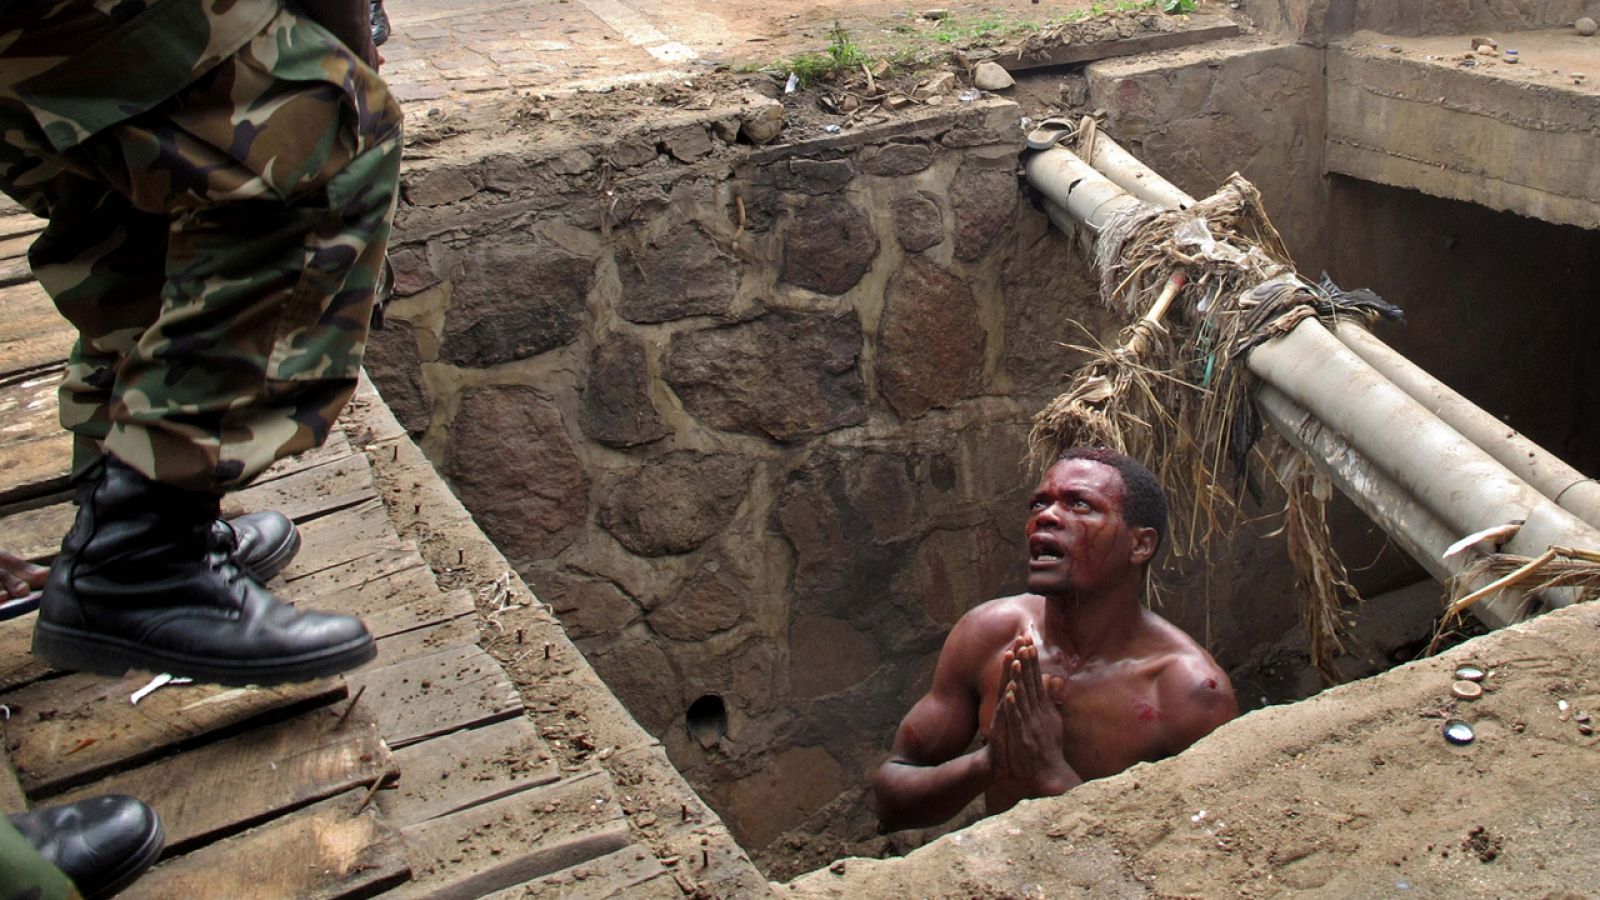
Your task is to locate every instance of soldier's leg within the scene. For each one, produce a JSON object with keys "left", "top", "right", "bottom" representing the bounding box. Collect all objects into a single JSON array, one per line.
[
  {"left": 30, "top": 7, "right": 400, "bottom": 684},
  {"left": 0, "top": 816, "right": 79, "bottom": 900}
]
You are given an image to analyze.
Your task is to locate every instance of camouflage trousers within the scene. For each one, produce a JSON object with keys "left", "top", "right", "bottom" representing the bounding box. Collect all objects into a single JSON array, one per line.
[
  {"left": 0, "top": 2, "right": 402, "bottom": 492},
  {"left": 0, "top": 815, "right": 78, "bottom": 900}
]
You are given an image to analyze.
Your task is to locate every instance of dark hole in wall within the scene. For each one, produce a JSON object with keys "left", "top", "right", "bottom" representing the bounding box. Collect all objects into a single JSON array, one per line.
[{"left": 687, "top": 694, "right": 728, "bottom": 749}]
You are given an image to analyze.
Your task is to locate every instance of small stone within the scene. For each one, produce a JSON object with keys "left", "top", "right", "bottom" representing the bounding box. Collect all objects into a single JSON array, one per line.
[
  {"left": 1572, "top": 72, "right": 1588, "bottom": 84},
  {"left": 917, "top": 71, "right": 958, "bottom": 96},
  {"left": 1470, "top": 36, "right": 1498, "bottom": 50},
  {"left": 740, "top": 99, "right": 785, "bottom": 145},
  {"left": 1577, "top": 712, "right": 1592, "bottom": 724},
  {"left": 972, "top": 61, "right": 1015, "bottom": 91},
  {"left": 884, "top": 94, "right": 912, "bottom": 110},
  {"left": 923, "top": 8, "right": 950, "bottom": 19},
  {"left": 1576, "top": 17, "right": 1597, "bottom": 36},
  {"left": 1451, "top": 680, "right": 1483, "bottom": 701},
  {"left": 1579, "top": 723, "right": 1595, "bottom": 736}
]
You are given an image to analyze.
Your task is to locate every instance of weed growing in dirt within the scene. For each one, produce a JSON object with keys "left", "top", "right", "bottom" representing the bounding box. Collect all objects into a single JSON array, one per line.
[{"left": 762, "top": 22, "right": 873, "bottom": 86}]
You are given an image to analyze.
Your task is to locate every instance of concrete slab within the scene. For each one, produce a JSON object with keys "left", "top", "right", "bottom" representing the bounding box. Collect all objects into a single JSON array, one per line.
[{"left": 1327, "top": 30, "right": 1600, "bottom": 229}]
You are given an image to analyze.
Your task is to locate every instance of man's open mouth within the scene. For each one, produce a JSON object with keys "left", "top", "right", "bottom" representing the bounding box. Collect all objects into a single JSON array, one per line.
[{"left": 1029, "top": 533, "right": 1065, "bottom": 563}]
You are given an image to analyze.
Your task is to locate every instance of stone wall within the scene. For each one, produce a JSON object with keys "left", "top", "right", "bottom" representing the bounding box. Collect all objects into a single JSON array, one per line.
[{"left": 366, "top": 97, "right": 1131, "bottom": 860}]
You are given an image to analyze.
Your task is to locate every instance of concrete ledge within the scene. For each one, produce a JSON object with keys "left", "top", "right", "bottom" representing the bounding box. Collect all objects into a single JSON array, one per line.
[{"left": 1327, "top": 34, "right": 1600, "bottom": 228}]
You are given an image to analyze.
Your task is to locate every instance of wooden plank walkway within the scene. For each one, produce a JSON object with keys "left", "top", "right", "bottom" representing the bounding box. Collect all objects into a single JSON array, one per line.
[{"left": 0, "top": 250, "right": 669, "bottom": 896}]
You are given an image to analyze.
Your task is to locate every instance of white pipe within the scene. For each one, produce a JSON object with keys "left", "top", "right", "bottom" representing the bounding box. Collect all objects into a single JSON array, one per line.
[
  {"left": 1023, "top": 148, "right": 1145, "bottom": 233},
  {"left": 1248, "top": 320, "right": 1600, "bottom": 561},
  {"left": 1081, "top": 133, "right": 1195, "bottom": 211},
  {"left": 1331, "top": 321, "right": 1600, "bottom": 532},
  {"left": 1035, "top": 143, "right": 1600, "bottom": 534},
  {"left": 1257, "top": 384, "right": 1528, "bottom": 626}
]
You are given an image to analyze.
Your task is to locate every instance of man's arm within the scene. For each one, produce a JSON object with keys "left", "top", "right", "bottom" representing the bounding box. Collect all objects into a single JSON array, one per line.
[{"left": 872, "top": 612, "right": 997, "bottom": 832}]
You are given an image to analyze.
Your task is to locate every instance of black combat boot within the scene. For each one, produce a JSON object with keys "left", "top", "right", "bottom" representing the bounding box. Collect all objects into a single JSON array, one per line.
[
  {"left": 10, "top": 795, "right": 164, "bottom": 899},
  {"left": 217, "top": 510, "right": 301, "bottom": 582},
  {"left": 33, "top": 457, "right": 376, "bottom": 685}
]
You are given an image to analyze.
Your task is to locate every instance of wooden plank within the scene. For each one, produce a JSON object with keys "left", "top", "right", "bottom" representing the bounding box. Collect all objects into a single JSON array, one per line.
[
  {"left": 276, "top": 499, "right": 406, "bottom": 582},
  {"left": 373, "top": 614, "right": 476, "bottom": 665},
  {"left": 284, "top": 551, "right": 436, "bottom": 614},
  {"left": 2, "top": 673, "right": 345, "bottom": 796},
  {"left": 362, "top": 586, "right": 473, "bottom": 640},
  {"left": 0, "top": 619, "right": 48, "bottom": 693},
  {"left": 226, "top": 453, "right": 378, "bottom": 524},
  {"left": 0, "top": 232, "right": 33, "bottom": 262},
  {"left": 991, "top": 17, "right": 1241, "bottom": 72},
  {"left": 0, "top": 282, "right": 62, "bottom": 338},
  {"left": 0, "top": 725, "right": 26, "bottom": 814},
  {"left": 0, "top": 369, "right": 64, "bottom": 448},
  {"left": 56, "top": 704, "right": 396, "bottom": 854},
  {"left": 249, "top": 429, "right": 355, "bottom": 486},
  {"left": 0, "top": 329, "right": 74, "bottom": 378},
  {"left": 0, "top": 431, "right": 71, "bottom": 504},
  {"left": 1, "top": 499, "right": 72, "bottom": 563},
  {"left": 0, "top": 255, "right": 33, "bottom": 288},
  {"left": 120, "top": 789, "right": 411, "bottom": 900},
  {"left": 484, "top": 846, "right": 678, "bottom": 900},
  {"left": 0, "top": 212, "right": 43, "bottom": 242},
  {"left": 384, "top": 717, "right": 559, "bottom": 827},
  {"left": 393, "top": 769, "right": 630, "bottom": 900},
  {"left": 348, "top": 642, "right": 521, "bottom": 748}
]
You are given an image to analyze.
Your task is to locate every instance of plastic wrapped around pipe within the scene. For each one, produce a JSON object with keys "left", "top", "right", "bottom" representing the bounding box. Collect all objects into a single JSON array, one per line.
[{"left": 1331, "top": 321, "right": 1600, "bottom": 533}]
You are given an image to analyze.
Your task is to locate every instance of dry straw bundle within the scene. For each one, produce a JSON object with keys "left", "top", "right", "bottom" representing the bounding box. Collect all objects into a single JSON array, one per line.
[{"left": 1027, "top": 171, "right": 1400, "bottom": 679}]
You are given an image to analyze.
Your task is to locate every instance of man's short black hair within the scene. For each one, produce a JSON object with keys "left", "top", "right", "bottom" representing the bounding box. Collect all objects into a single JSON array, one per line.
[{"left": 1057, "top": 447, "right": 1168, "bottom": 553}]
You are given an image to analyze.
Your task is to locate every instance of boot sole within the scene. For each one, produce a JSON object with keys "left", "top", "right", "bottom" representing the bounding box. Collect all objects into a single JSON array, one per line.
[
  {"left": 31, "top": 622, "right": 377, "bottom": 687},
  {"left": 86, "top": 812, "right": 166, "bottom": 900},
  {"left": 245, "top": 526, "right": 302, "bottom": 582}
]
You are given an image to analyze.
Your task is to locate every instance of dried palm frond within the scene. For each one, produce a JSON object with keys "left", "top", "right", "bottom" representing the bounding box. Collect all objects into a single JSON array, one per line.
[
  {"left": 1429, "top": 545, "right": 1600, "bottom": 651},
  {"left": 1028, "top": 173, "right": 1398, "bottom": 679}
]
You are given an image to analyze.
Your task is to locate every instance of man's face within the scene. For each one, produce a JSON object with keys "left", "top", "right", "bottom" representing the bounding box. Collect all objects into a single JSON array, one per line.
[{"left": 1024, "top": 459, "right": 1149, "bottom": 597}]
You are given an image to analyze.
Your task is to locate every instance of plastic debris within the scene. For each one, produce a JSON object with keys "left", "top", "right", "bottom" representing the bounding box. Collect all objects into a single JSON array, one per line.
[
  {"left": 1454, "top": 665, "right": 1486, "bottom": 682},
  {"left": 1443, "top": 719, "right": 1476, "bottom": 745},
  {"left": 1452, "top": 680, "right": 1484, "bottom": 701},
  {"left": 130, "top": 672, "right": 195, "bottom": 705}
]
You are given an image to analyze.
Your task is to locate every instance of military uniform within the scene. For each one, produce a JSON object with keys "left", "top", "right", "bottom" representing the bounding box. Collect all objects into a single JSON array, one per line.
[
  {"left": 0, "top": 0, "right": 402, "bottom": 492},
  {"left": 0, "top": 816, "right": 79, "bottom": 900}
]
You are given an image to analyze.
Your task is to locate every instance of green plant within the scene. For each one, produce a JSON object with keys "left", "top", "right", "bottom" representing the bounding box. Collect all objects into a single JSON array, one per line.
[
  {"left": 825, "top": 22, "right": 868, "bottom": 69},
  {"left": 1164, "top": 0, "right": 1197, "bottom": 12}
]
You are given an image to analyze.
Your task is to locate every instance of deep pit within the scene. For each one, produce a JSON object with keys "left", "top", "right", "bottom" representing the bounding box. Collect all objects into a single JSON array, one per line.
[{"left": 365, "top": 12, "right": 1600, "bottom": 882}]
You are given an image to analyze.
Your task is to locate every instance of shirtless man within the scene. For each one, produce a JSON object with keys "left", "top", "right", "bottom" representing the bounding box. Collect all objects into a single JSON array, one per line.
[{"left": 873, "top": 447, "right": 1238, "bottom": 831}]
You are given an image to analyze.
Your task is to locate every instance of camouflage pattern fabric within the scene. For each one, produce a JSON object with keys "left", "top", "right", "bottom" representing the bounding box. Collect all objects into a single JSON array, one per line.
[
  {"left": 0, "top": 0, "right": 402, "bottom": 492},
  {"left": 0, "top": 815, "right": 79, "bottom": 900}
]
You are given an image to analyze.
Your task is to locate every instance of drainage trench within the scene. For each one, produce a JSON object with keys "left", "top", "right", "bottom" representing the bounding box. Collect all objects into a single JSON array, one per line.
[{"left": 367, "top": 61, "right": 1598, "bottom": 879}]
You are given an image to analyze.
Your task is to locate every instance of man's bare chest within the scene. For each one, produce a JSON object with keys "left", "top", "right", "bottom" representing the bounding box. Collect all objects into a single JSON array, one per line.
[{"left": 978, "top": 655, "right": 1172, "bottom": 779}]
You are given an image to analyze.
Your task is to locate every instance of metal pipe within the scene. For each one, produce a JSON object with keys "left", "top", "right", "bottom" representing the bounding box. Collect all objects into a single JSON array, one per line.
[{"left": 1331, "top": 321, "right": 1600, "bottom": 532}]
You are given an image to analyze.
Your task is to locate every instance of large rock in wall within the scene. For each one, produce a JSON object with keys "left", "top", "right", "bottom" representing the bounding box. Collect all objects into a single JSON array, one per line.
[
  {"left": 663, "top": 310, "right": 869, "bottom": 442},
  {"left": 371, "top": 97, "right": 1127, "bottom": 861}
]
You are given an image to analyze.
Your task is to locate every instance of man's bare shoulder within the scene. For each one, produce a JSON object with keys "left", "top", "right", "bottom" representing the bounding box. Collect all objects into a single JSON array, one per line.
[
  {"left": 953, "top": 594, "right": 1040, "bottom": 643},
  {"left": 1140, "top": 610, "right": 1239, "bottom": 747},
  {"left": 937, "top": 594, "right": 1039, "bottom": 677}
]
